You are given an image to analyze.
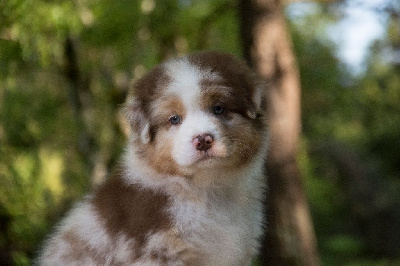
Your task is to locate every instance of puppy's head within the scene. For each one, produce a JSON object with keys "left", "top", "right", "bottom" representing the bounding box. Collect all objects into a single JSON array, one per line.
[{"left": 125, "top": 51, "right": 266, "bottom": 176}]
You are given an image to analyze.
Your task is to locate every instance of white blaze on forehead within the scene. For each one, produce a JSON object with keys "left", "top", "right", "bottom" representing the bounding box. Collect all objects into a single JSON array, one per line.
[{"left": 164, "top": 58, "right": 220, "bottom": 110}]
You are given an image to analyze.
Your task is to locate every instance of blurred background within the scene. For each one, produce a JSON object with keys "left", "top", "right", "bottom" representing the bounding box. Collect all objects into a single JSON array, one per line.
[{"left": 0, "top": 0, "right": 399, "bottom": 265}]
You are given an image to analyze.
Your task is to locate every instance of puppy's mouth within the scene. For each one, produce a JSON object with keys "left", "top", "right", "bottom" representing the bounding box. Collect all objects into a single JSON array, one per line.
[
  {"left": 189, "top": 155, "right": 218, "bottom": 170},
  {"left": 196, "top": 151, "right": 216, "bottom": 162},
  {"left": 191, "top": 146, "right": 228, "bottom": 167}
]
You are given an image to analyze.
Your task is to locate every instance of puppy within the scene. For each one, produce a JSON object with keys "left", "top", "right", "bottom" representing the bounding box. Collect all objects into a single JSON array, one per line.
[{"left": 38, "top": 51, "right": 268, "bottom": 265}]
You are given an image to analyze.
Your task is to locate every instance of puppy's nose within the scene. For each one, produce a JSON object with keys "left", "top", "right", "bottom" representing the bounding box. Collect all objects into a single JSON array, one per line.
[{"left": 193, "top": 134, "right": 214, "bottom": 151}]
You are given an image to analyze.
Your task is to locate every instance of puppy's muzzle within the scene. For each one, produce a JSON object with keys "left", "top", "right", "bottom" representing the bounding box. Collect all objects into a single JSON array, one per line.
[{"left": 193, "top": 134, "right": 214, "bottom": 151}]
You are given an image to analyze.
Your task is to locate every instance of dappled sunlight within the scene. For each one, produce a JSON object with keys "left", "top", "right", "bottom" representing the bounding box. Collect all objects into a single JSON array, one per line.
[
  {"left": 39, "top": 148, "right": 65, "bottom": 200},
  {"left": 13, "top": 153, "right": 36, "bottom": 182},
  {"left": 141, "top": 0, "right": 155, "bottom": 14}
]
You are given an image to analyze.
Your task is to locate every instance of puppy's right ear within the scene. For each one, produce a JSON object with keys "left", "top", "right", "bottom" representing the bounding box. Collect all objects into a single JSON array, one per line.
[{"left": 123, "top": 97, "right": 151, "bottom": 144}]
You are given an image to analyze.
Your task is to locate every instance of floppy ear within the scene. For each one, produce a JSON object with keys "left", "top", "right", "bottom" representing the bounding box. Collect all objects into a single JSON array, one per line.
[
  {"left": 246, "top": 84, "right": 265, "bottom": 119},
  {"left": 123, "top": 97, "right": 151, "bottom": 144}
]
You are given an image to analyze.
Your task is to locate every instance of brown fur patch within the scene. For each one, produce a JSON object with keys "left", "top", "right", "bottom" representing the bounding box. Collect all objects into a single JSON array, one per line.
[
  {"left": 190, "top": 51, "right": 265, "bottom": 126},
  {"left": 137, "top": 130, "right": 187, "bottom": 177},
  {"left": 130, "top": 65, "right": 171, "bottom": 116},
  {"left": 92, "top": 171, "right": 172, "bottom": 252},
  {"left": 60, "top": 230, "right": 105, "bottom": 264},
  {"left": 225, "top": 117, "right": 265, "bottom": 167},
  {"left": 189, "top": 51, "right": 263, "bottom": 111},
  {"left": 150, "top": 94, "right": 186, "bottom": 128},
  {"left": 125, "top": 65, "right": 171, "bottom": 142}
]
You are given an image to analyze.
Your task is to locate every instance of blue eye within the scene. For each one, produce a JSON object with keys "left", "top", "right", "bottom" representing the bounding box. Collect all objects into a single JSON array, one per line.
[
  {"left": 213, "top": 105, "right": 225, "bottom": 115},
  {"left": 169, "top": 115, "right": 181, "bottom": 124}
]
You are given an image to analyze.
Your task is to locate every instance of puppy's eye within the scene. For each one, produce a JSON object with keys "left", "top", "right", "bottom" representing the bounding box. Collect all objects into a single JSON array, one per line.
[
  {"left": 213, "top": 105, "right": 225, "bottom": 115},
  {"left": 169, "top": 115, "right": 181, "bottom": 125}
]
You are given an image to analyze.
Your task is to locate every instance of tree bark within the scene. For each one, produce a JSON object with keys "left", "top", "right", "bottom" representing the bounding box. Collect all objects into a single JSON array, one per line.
[{"left": 239, "top": 0, "right": 320, "bottom": 265}]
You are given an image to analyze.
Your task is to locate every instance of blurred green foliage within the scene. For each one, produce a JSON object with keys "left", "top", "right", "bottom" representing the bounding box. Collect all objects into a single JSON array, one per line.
[
  {"left": 0, "top": 0, "right": 399, "bottom": 265},
  {"left": 291, "top": 1, "right": 400, "bottom": 264}
]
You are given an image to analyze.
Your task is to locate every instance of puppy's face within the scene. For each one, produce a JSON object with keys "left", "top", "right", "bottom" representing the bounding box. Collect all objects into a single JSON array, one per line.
[{"left": 125, "top": 52, "right": 266, "bottom": 176}]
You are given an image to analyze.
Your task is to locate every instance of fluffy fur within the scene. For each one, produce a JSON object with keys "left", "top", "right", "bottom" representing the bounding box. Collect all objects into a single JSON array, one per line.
[{"left": 37, "top": 51, "right": 268, "bottom": 265}]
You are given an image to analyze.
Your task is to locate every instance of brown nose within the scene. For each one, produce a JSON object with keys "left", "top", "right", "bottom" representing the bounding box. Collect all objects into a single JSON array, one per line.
[{"left": 193, "top": 134, "right": 214, "bottom": 151}]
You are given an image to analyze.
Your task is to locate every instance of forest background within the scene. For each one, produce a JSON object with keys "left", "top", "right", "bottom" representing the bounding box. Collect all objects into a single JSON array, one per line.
[{"left": 0, "top": 0, "right": 399, "bottom": 265}]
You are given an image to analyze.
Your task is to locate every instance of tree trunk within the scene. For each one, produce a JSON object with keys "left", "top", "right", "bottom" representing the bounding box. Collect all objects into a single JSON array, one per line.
[
  {"left": 239, "top": 0, "right": 320, "bottom": 265},
  {"left": 64, "top": 37, "right": 98, "bottom": 187}
]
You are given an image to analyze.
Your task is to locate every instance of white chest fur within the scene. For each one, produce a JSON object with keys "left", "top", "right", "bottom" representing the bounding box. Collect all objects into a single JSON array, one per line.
[{"left": 164, "top": 166, "right": 265, "bottom": 265}]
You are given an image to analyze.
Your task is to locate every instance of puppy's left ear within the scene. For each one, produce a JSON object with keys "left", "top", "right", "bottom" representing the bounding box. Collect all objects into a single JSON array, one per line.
[
  {"left": 247, "top": 85, "right": 265, "bottom": 119},
  {"left": 123, "top": 97, "right": 151, "bottom": 144}
]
